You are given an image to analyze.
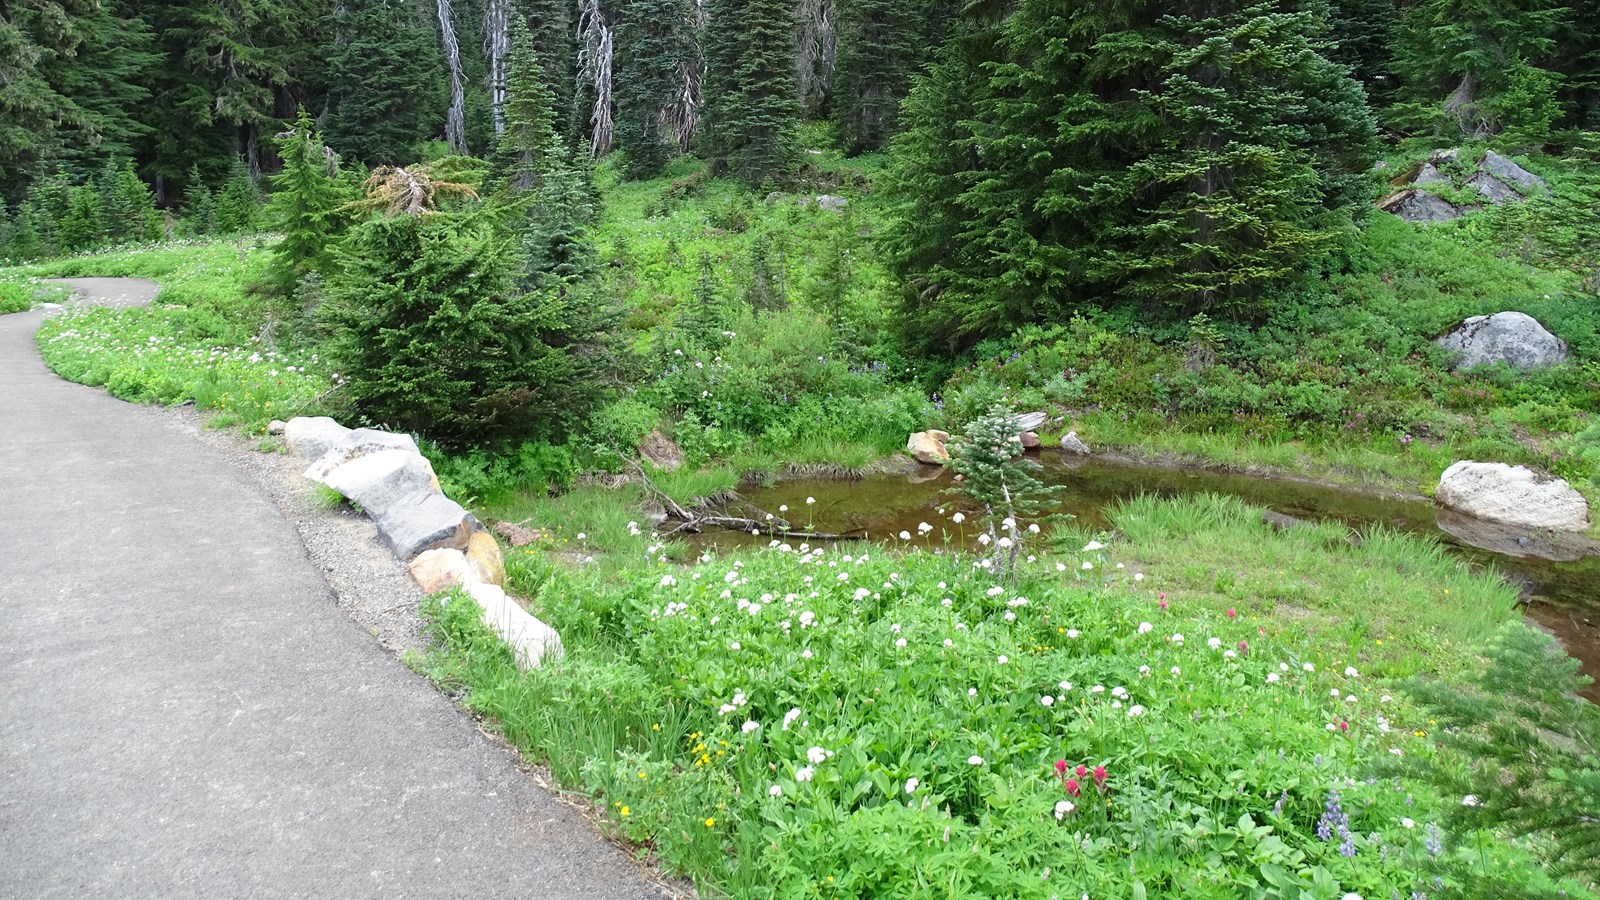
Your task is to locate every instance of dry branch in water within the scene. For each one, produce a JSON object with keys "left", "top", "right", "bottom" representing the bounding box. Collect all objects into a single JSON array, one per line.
[{"left": 628, "top": 461, "right": 855, "bottom": 541}]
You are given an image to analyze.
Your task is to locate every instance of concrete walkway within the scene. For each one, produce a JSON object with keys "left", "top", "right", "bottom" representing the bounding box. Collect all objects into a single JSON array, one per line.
[{"left": 0, "top": 280, "right": 670, "bottom": 899}]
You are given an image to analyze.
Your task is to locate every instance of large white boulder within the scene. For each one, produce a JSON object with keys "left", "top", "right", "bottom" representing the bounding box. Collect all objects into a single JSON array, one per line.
[
  {"left": 283, "top": 416, "right": 352, "bottom": 459},
  {"left": 310, "top": 448, "right": 438, "bottom": 517},
  {"left": 463, "top": 583, "right": 564, "bottom": 669},
  {"left": 303, "top": 428, "right": 422, "bottom": 481},
  {"left": 1435, "top": 461, "right": 1591, "bottom": 532},
  {"left": 1436, "top": 312, "right": 1569, "bottom": 370}
]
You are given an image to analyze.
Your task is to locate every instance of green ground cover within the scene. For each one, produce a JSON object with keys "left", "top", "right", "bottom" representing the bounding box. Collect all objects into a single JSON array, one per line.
[
  {"left": 416, "top": 493, "right": 1585, "bottom": 898},
  {"left": 16, "top": 237, "right": 334, "bottom": 429}
]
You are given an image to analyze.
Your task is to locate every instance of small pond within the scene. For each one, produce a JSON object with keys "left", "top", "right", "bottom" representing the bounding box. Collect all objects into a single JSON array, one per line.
[{"left": 688, "top": 452, "right": 1600, "bottom": 696}]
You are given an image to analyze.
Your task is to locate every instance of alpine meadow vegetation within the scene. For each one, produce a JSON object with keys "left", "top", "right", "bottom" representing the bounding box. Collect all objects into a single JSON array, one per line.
[{"left": 4, "top": 0, "right": 1600, "bottom": 895}]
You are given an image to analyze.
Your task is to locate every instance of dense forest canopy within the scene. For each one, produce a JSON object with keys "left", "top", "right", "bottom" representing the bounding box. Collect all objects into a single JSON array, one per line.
[{"left": 4, "top": 0, "right": 1600, "bottom": 343}]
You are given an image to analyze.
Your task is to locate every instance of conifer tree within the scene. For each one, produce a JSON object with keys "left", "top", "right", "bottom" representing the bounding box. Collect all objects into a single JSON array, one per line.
[
  {"left": 614, "top": 0, "right": 694, "bottom": 179},
  {"left": 266, "top": 110, "right": 351, "bottom": 292},
  {"left": 829, "top": 0, "right": 914, "bottom": 155},
  {"left": 493, "top": 21, "right": 560, "bottom": 195},
  {"left": 323, "top": 202, "right": 605, "bottom": 446},
  {"left": 323, "top": 0, "right": 447, "bottom": 165},
  {"left": 1391, "top": 0, "right": 1567, "bottom": 142},
  {"left": 183, "top": 165, "right": 217, "bottom": 236},
  {"left": 521, "top": 0, "right": 578, "bottom": 143},
  {"left": 701, "top": 0, "right": 802, "bottom": 185},
  {"left": 214, "top": 158, "right": 264, "bottom": 233},
  {"left": 881, "top": 0, "right": 1376, "bottom": 351},
  {"left": 96, "top": 158, "right": 161, "bottom": 244}
]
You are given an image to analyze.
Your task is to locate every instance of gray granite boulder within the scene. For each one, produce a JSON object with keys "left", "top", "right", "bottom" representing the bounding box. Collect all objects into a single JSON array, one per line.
[
  {"left": 1060, "top": 431, "right": 1092, "bottom": 456},
  {"left": 1377, "top": 189, "right": 1463, "bottom": 223},
  {"left": 1465, "top": 173, "right": 1519, "bottom": 204},
  {"left": 283, "top": 416, "right": 352, "bottom": 460},
  {"left": 371, "top": 490, "right": 480, "bottom": 560},
  {"left": 1436, "top": 312, "right": 1569, "bottom": 370},
  {"left": 1436, "top": 461, "right": 1591, "bottom": 532},
  {"left": 312, "top": 448, "right": 439, "bottom": 517},
  {"left": 1481, "top": 150, "right": 1546, "bottom": 194}
]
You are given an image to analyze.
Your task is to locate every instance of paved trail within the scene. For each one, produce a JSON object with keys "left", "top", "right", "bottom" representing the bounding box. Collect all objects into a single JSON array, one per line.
[{"left": 0, "top": 279, "right": 670, "bottom": 899}]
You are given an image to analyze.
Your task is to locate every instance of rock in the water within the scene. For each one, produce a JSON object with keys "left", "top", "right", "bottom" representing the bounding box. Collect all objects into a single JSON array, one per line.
[
  {"left": 464, "top": 582, "right": 564, "bottom": 669},
  {"left": 639, "top": 429, "right": 684, "bottom": 472},
  {"left": 408, "top": 548, "right": 475, "bottom": 593},
  {"left": 267, "top": 419, "right": 287, "bottom": 436},
  {"left": 1481, "top": 150, "right": 1546, "bottom": 194},
  {"left": 1435, "top": 461, "right": 1591, "bottom": 532},
  {"left": 1465, "top": 173, "right": 1519, "bottom": 204},
  {"left": 1377, "top": 189, "right": 1463, "bottom": 223},
  {"left": 310, "top": 448, "right": 438, "bottom": 517},
  {"left": 1060, "top": 431, "right": 1092, "bottom": 456},
  {"left": 1019, "top": 431, "right": 1042, "bottom": 450},
  {"left": 371, "top": 490, "right": 478, "bottom": 559},
  {"left": 907, "top": 430, "right": 950, "bottom": 465},
  {"left": 1436, "top": 311, "right": 1569, "bottom": 370},
  {"left": 465, "top": 529, "right": 506, "bottom": 586},
  {"left": 283, "top": 416, "right": 352, "bottom": 460},
  {"left": 815, "top": 194, "right": 848, "bottom": 212},
  {"left": 1434, "top": 508, "right": 1599, "bottom": 562}
]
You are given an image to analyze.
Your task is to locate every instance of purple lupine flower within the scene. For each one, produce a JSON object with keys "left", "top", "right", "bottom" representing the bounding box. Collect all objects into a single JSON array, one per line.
[{"left": 1425, "top": 823, "right": 1442, "bottom": 857}]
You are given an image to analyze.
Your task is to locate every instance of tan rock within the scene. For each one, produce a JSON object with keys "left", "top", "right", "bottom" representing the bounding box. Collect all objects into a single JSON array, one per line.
[
  {"left": 408, "top": 548, "right": 474, "bottom": 593},
  {"left": 1019, "top": 431, "right": 1041, "bottom": 450},
  {"left": 492, "top": 520, "right": 543, "bottom": 547},
  {"left": 639, "top": 430, "right": 685, "bottom": 471},
  {"left": 907, "top": 430, "right": 950, "bottom": 465},
  {"left": 465, "top": 529, "right": 506, "bottom": 586}
]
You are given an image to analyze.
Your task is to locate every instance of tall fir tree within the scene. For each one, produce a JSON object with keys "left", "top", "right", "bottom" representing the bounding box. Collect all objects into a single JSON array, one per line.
[
  {"left": 323, "top": 0, "right": 447, "bottom": 166},
  {"left": 0, "top": 0, "right": 94, "bottom": 200},
  {"left": 266, "top": 109, "right": 351, "bottom": 292},
  {"left": 829, "top": 0, "right": 915, "bottom": 155},
  {"left": 492, "top": 20, "right": 560, "bottom": 194},
  {"left": 881, "top": 0, "right": 1377, "bottom": 352},
  {"left": 184, "top": 164, "right": 217, "bottom": 235},
  {"left": 614, "top": 0, "right": 694, "bottom": 179},
  {"left": 701, "top": 0, "right": 802, "bottom": 185},
  {"left": 145, "top": 0, "right": 331, "bottom": 186},
  {"left": 521, "top": 0, "right": 578, "bottom": 145},
  {"left": 1391, "top": 0, "right": 1567, "bottom": 143}
]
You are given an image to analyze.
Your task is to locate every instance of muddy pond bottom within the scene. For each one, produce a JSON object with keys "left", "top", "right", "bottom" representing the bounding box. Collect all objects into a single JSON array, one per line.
[{"left": 685, "top": 453, "right": 1600, "bottom": 698}]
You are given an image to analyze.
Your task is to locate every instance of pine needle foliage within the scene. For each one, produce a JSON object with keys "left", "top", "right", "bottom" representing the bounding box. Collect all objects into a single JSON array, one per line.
[
  {"left": 829, "top": 0, "right": 915, "bottom": 155},
  {"left": 322, "top": 207, "right": 604, "bottom": 447},
  {"left": 880, "top": 0, "right": 1377, "bottom": 352},
  {"left": 947, "top": 407, "right": 1055, "bottom": 581},
  {"left": 614, "top": 0, "right": 694, "bottom": 179},
  {"left": 266, "top": 109, "right": 353, "bottom": 292},
  {"left": 491, "top": 20, "right": 559, "bottom": 195},
  {"left": 701, "top": 0, "right": 802, "bottom": 185},
  {"left": 1396, "top": 623, "right": 1600, "bottom": 896}
]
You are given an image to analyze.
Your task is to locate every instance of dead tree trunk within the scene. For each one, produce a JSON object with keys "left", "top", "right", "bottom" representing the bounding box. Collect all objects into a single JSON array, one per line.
[{"left": 436, "top": 0, "right": 469, "bottom": 153}]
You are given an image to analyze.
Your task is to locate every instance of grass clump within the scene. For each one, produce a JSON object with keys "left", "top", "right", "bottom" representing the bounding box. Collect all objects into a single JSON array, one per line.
[{"left": 416, "top": 494, "right": 1582, "bottom": 897}]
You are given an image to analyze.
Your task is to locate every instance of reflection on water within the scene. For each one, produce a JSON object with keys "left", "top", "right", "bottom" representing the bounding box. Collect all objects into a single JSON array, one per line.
[{"left": 688, "top": 452, "right": 1600, "bottom": 695}]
